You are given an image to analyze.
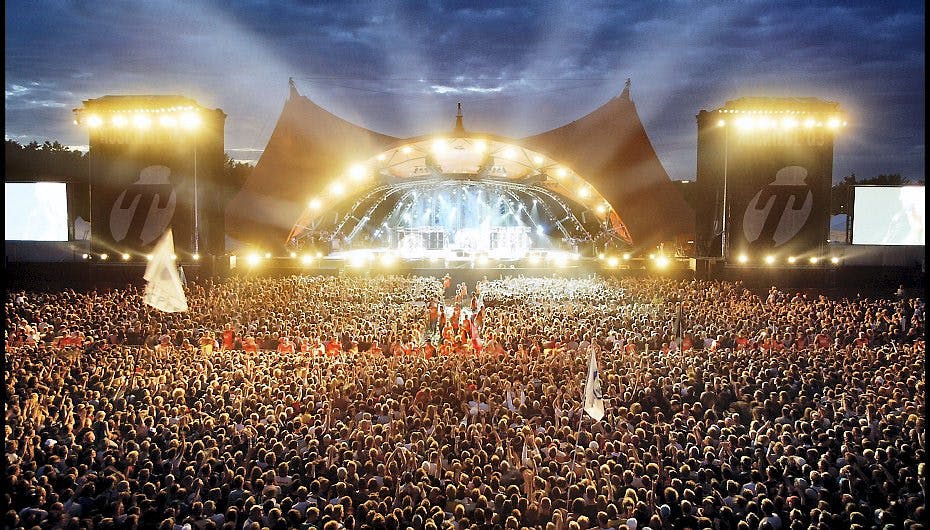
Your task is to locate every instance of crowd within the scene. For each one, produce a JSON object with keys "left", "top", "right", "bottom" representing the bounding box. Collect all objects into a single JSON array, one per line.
[{"left": 5, "top": 274, "right": 925, "bottom": 530}]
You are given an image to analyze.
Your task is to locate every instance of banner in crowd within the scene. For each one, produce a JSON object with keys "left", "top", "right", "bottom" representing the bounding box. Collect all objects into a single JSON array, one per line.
[
  {"left": 583, "top": 348, "right": 604, "bottom": 421},
  {"left": 143, "top": 229, "right": 188, "bottom": 313}
]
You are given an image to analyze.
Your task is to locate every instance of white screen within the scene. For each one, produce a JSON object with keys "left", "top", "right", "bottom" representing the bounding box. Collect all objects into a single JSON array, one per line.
[
  {"left": 4, "top": 182, "right": 69, "bottom": 241},
  {"left": 852, "top": 186, "right": 925, "bottom": 245}
]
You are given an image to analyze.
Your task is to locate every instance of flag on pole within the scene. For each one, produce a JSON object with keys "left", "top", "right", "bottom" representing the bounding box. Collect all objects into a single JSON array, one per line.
[
  {"left": 143, "top": 229, "right": 188, "bottom": 313},
  {"left": 583, "top": 348, "right": 605, "bottom": 421}
]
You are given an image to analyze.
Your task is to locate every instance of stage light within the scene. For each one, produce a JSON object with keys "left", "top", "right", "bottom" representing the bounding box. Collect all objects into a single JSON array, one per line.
[
  {"left": 830, "top": 256, "right": 840, "bottom": 264},
  {"left": 381, "top": 253, "right": 396, "bottom": 267},
  {"left": 122, "top": 253, "right": 131, "bottom": 261},
  {"left": 787, "top": 256, "right": 797, "bottom": 264},
  {"left": 533, "top": 155, "right": 544, "bottom": 165},
  {"left": 289, "top": 251, "right": 297, "bottom": 258},
  {"left": 432, "top": 138, "right": 448, "bottom": 155},
  {"left": 264, "top": 252, "right": 272, "bottom": 259},
  {"left": 655, "top": 255, "right": 669, "bottom": 268},
  {"left": 598, "top": 253, "right": 605, "bottom": 260},
  {"left": 622, "top": 253, "right": 631, "bottom": 260},
  {"left": 112, "top": 115, "right": 128, "bottom": 128},
  {"left": 87, "top": 114, "right": 103, "bottom": 128},
  {"left": 536, "top": 225, "right": 545, "bottom": 236},
  {"left": 737, "top": 254, "right": 749, "bottom": 264},
  {"left": 782, "top": 117, "right": 798, "bottom": 129},
  {"left": 595, "top": 203, "right": 607, "bottom": 215},
  {"left": 82, "top": 253, "right": 89, "bottom": 260},
  {"left": 827, "top": 117, "right": 842, "bottom": 130},
  {"left": 192, "top": 253, "right": 200, "bottom": 261},
  {"left": 171, "top": 254, "right": 178, "bottom": 260},
  {"left": 760, "top": 117, "right": 776, "bottom": 129},
  {"left": 246, "top": 253, "right": 261, "bottom": 267},
  {"left": 764, "top": 255, "right": 775, "bottom": 265},
  {"left": 528, "top": 254, "right": 540, "bottom": 265},
  {"left": 735, "top": 116, "right": 754, "bottom": 131},
  {"left": 132, "top": 114, "right": 152, "bottom": 129},
  {"left": 146, "top": 254, "right": 153, "bottom": 261},
  {"left": 577, "top": 186, "right": 591, "bottom": 199},
  {"left": 477, "top": 255, "right": 489, "bottom": 266},
  {"left": 555, "top": 167, "right": 567, "bottom": 178},
  {"left": 471, "top": 139, "right": 487, "bottom": 153},
  {"left": 803, "top": 118, "right": 816, "bottom": 129},
  {"left": 502, "top": 147, "right": 516, "bottom": 159},
  {"left": 607, "top": 256, "right": 619, "bottom": 267},
  {"left": 401, "top": 145, "right": 412, "bottom": 154},
  {"left": 316, "top": 251, "right": 323, "bottom": 258},
  {"left": 308, "top": 198, "right": 321, "bottom": 210},
  {"left": 348, "top": 254, "right": 366, "bottom": 268},
  {"left": 376, "top": 153, "right": 386, "bottom": 161},
  {"left": 648, "top": 253, "right": 655, "bottom": 259},
  {"left": 349, "top": 164, "right": 367, "bottom": 181},
  {"left": 99, "top": 253, "right": 108, "bottom": 260},
  {"left": 809, "top": 256, "right": 820, "bottom": 264},
  {"left": 330, "top": 182, "right": 345, "bottom": 196},
  {"left": 159, "top": 115, "right": 178, "bottom": 128},
  {"left": 717, "top": 119, "right": 726, "bottom": 127},
  {"left": 179, "top": 112, "right": 201, "bottom": 129},
  {"left": 301, "top": 254, "right": 314, "bottom": 265}
]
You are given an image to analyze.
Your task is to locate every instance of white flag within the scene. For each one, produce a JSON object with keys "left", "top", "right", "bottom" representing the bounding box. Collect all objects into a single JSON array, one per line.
[
  {"left": 143, "top": 229, "right": 188, "bottom": 313},
  {"left": 583, "top": 348, "right": 605, "bottom": 421}
]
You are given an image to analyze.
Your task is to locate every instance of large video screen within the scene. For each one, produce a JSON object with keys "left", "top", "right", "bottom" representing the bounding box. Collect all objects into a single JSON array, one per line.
[
  {"left": 852, "top": 186, "right": 925, "bottom": 245},
  {"left": 5, "top": 182, "right": 69, "bottom": 241}
]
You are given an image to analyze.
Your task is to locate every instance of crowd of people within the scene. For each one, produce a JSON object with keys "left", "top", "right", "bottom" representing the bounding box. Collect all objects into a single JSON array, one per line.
[{"left": 5, "top": 273, "right": 925, "bottom": 530}]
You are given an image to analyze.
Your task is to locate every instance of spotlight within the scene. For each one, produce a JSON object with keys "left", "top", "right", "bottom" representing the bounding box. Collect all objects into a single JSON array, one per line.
[
  {"left": 737, "top": 254, "right": 749, "bottom": 264},
  {"left": 533, "top": 155, "right": 544, "bottom": 165},
  {"left": 782, "top": 117, "right": 798, "bottom": 129},
  {"left": 595, "top": 204, "right": 607, "bottom": 215},
  {"left": 764, "top": 255, "right": 775, "bottom": 265},
  {"left": 146, "top": 254, "right": 153, "bottom": 261},
  {"left": 330, "top": 182, "right": 345, "bottom": 196},
  {"left": 380, "top": 253, "right": 396, "bottom": 267},
  {"left": 830, "top": 256, "right": 840, "bottom": 265},
  {"left": 528, "top": 254, "right": 540, "bottom": 265},
  {"left": 555, "top": 167, "right": 567, "bottom": 178},
  {"left": 99, "top": 253, "right": 108, "bottom": 260},
  {"left": 477, "top": 255, "right": 489, "bottom": 266},
  {"left": 87, "top": 114, "right": 103, "bottom": 128},
  {"left": 401, "top": 146, "right": 412, "bottom": 154},
  {"left": 82, "top": 253, "right": 89, "bottom": 260},
  {"left": 112, "top": 115, "right": 128, "bottom": 128},
  {"left": 289, "top": 251, "right": 297, "bottom": 258},
  {"left": 473, "top": 140, "right": 487, "bottom": 153},
  {"left": 179, "top": 112, "right": 201, "bottom": 129},
  {"left": 246, "top": 253, "right": 261, "bottom": 267},
  {"left": 192, "top": 253, "right": 200, "bottom": 261},
  {"left": 348, "top": 253, "right": 366, "bottom": 268},
  {"left": 159, "top": 115, "right": 178, "bottom": 128},
  {"left": 376, "top": 153, "right": 386, "bottom": 161},
  {"left": 787, "top": 256, "right": 797, "bottom": 264},
  {"left": 607, "top": 256, "right": 619, "bottom": 267},
  {"left": 348, "top": 164, "right": 367, "bottom": 181},
  {"left": 717, "top": 119, "right": 726, "bottom": 127},
  {"left": 803, "top": 118, "right": 816, "bottom": 129},
  {"left": 827, "top": 117, "right": 842, "bottom": 130},
  {"left": 122, "top": 253, "right": 131, "bottom": 261},
  {"left": 431, "top": 138, "right": 448, "bottom": 155},
  {"left": 301, "top": 254, "right": 314, "bottom": 265},
  {"left": 132, "top": 114, "right": 152, "bottom": 129},
  {"left": 655, "top": 255, "right": 669, "bottom": 268},
  {"left": 577, "top": 186, "right": 591, "bottom": 199},
  {"left": 622, "top": 253, "right": 631, "bottom": 260},
  {"left": 809, "top": 256, "right": 820, "bottom": 264},
  {"left": 264, "top": 252, "right": 272, "bottom": 259},
  {"left": 308, "top": 198, "right": 321, "bottom": 210},
  {"left": 598, "top": 253, "right": 605, "bottom": 260}
]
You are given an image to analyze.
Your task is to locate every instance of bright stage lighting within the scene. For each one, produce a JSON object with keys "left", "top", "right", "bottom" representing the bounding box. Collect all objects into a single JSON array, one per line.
[
  {"left": 301, "top": 254, "right": 314, "bottom": 265},
  {"left": 473, "top": 140, "right": 487, "bottom": 153},
  {"left": 401, "top": 146, "right": 412, "bottom": 154},
  {"left": 782, "top": 117, "right": 798, "bottom": 129},
  {"left": 380, "top": 253, "right": 396, "bottom": 267},
  {"left": 809, "top": 256, "right": 820, "bottom": 264},
  {"left": 827, "top": 117, "right": 842, "bottom": 130},
  {"left": 737, "top": 253, "right": 749, "bottom": 264},
  {"left": 289, "top": 251, "right": 297, "bottom": 258},
  {"left": 264, "top": 252, "right": 272, "bottom": 259},
  {"left": 655, "top": 255, "right": 669, "bottom": 268},
  {"left": 533, "top": 155, "right": 544, "bottom": 165},
  {"left": 607, "top": 256, "right": 619, "bottom": 267},
  {"left": 349, "top": 253, "right": 366, "bottom": 268},
  {"left": 179, "top": 112, "right": 201, "bottom": 129},
  {"left": 764, "top": 255, "right": 776, "bottom": 265},
  {"left": 308, "top": 198, "right": 321, "bottom": 210},
  {"left": 555, "top": 167, "right": 567, "bottom": 178},
  {"left": 528, "top": 254, "right": 540, "bottom": 265},
  {"left": 246, "top": 253, "right": 261, "bottom": 267},
  {"left": 577, "top": 186, "right": 591, "bottom": 199},
  {"left": 192, "top": 253, "right": 200, "bottom": 261},
  {"left": 349, "top": 164, "right": 367, "bottom": 181},
  {"left": 99, "top": 253, "right": 108, "bottom": 260},
  {"left": 830, "top": 256, "right": 840, "bottom": 264},
  {"left": 477, "top": 255, "right": 489, "bottom": 266},
  {"left": 87, "top": 114, "right": 103, "bottom": 128},
  {"left": 112, "top": 115, "right": 128, "bottom": 128},
  {"left": 787, "top": 256, "right": 797, "bottom": 264},
  {"left": 132, "top": 114, "right": 152, "bottom": 129},
  {"left": 431, "top": 138, "right": 448, "bottom": 155},
  {"left": 595, "top": 203, "right": 607, "bottom": 214},
  {"left": 803, "top": 118, "right": 816, "bottom": 129},
  {"left": 502, "top": 147, "right": 516, "bottom": 159},
  {"left": 330, "top": 182, "right": 345, "bottom": 196},
  {"left": 622, "top": 253, "right": 631, "bottom": 260},
  {"left": 717, "top": 119, "right": 726, "bottom": 127},
  {"left": 82, "top": 253, "right": 89, "bottom": 260},
  {"left": 122, "top": 253, "right": 131, "bottom": 261},
  {"left": 171, "top": 254, "right": 178, "bottom": 260},
  {"left": 145, "top": 254, "right": 153, "bottom": 261},
  {"left": 159, "top": 115, "right": 178, "bottom": 128}
]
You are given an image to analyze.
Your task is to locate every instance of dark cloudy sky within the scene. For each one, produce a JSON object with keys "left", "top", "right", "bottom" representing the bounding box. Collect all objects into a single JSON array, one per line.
[{"left": 5, "top": 1, "right": 925, "bottom": 182}]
